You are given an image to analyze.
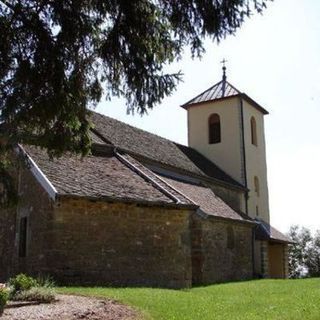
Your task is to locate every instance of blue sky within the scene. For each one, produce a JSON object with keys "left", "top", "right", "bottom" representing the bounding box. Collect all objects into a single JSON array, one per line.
[{"left": 96, "top": 0, "right": 320, "bottom": 234}]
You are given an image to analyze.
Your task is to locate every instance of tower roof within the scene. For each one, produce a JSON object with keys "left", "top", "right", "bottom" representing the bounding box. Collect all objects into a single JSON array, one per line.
[{"left": 181, "top": 79, "right": 269, "bottom": 115}]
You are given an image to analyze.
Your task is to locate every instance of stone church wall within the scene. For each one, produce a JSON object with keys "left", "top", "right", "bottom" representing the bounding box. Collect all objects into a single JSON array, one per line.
[
  {"left": 1, "top": 162, "right": 255, "bottom": 288},
  {"left": 191, "top": 214, "right": 254, "bottom": 285},
  {"left": 48, "top": 199, "right": 191, "bottom": 288},
  {"left": 1, "top": 166, "right": 193, "bottom": 288},
  {"left": 48, "top": 199, "right": 193, "bottom": 288},
  {"left": 0, "top": 166, "right": 54, "bottom": 281},
  {"left": 0, "top": 206, "right": 17, "bottom": 281}
]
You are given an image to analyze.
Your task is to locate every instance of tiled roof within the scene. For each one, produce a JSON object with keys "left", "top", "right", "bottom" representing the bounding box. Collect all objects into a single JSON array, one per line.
[
  {"left": 119, "top": 153, "right": 194, "bottom": 205},
  {"left": 23, "top": 145, "right": 251, "bottom": 222},
  {"left": 23, "top": 145, "right": 189, "bottom": 206},
  {"left": 182, "top": 80, "right": 240, "bottom": 106},
  {"left": 89, "top": 131, "right": 106, "bottom": 145},
  {"left": 160, "top": 175, "right": 250, "bottom": 222},
  {"left": 181, "top": 79, "right": 268, "bottom": 114},
  {"left": 90, "top": 112, "right": 244, "bottom": 190},
  {"left": 255, "top": 219, "right": 292, "bottom": 243}
]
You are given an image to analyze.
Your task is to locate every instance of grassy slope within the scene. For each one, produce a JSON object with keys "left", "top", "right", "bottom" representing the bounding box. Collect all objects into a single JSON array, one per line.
[{"left": 58, "top": 279, "right": 320, "bottom": 320}]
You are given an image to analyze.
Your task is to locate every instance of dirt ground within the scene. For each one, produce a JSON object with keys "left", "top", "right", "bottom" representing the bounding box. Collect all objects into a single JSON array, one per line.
[{"left": 1, "top": 294, "right": 138, "bottom": 320}]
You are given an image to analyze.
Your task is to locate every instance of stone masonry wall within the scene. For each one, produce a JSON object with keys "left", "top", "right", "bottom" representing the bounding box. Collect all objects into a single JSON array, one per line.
[
  {"left": 192, "top": 214, "right": 254, "bottom": 285},
  {"left": 0, "top": 164, "right": 54, "bottom": 281},
  {"left": 47, "top": 198, "right": 193, "bottom": 288},
  {"left": 0, "top": 160, "right": 193, "bottom": 288},
  {"left": 0, "top": 206, "right": 17, "bottom": 281}
]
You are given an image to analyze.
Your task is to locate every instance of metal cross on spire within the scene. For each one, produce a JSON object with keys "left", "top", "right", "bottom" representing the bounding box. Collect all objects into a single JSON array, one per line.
[{"left": 221, "top": 58, "right": 227, "bottom": 82}]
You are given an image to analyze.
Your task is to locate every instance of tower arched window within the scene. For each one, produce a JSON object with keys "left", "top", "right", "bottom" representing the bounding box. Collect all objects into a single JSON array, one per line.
[
  {"left": 254, "top": 176, "right": 260, "bottom": 197},
  {"left": 251, "top": 116, "right": 257, "bottom": 146},
  {"left": 208, "top": 113, "right": 221, "bottom": 144}
]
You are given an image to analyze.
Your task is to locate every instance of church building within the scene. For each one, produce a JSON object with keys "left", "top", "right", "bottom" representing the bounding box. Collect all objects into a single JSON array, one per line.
[{"left": 0, "top": 67, "right": 290, "bottom": 288}]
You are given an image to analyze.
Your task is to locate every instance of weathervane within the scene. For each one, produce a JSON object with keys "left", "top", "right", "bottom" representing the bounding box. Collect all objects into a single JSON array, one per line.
[{"left": 221, "top": 58, "right": 227, "bottom": 82}]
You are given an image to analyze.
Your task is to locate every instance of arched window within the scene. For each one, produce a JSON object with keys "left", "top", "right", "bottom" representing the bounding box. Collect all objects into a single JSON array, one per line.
[
  {"left": 254, "top": 176, "right": 260, "bottom": 197},
  {"left": 251, "top": 116, "right": 257, "bottom": 146},
  {"left": 208, "top": 114, "right": 221, "bottom": 144}
]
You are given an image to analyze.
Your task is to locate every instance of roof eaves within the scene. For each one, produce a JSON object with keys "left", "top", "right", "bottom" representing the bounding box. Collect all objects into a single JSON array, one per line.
[
  {"left": 180, "top": 93, "right": 240, "bottom": 109},
  {"left": 240, "top": 93, "right": 269, "bottom": 115},
  {"left": 56, "top": 193, "right": 197, "bottom": 210},
  {"left": 206, "top": 213, "right": 256, "bottom": 225},
  {"left": 17, "top": 144, "right": 57, "bottom": 201}
]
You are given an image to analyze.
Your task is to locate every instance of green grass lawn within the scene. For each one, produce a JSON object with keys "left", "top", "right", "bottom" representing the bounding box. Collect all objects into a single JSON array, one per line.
[{"left": 58, "top": 278, "right": 320, "bottom": 320}]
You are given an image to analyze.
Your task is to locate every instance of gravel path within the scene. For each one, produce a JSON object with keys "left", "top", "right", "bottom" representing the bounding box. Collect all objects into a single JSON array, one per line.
[{"left": 1, "top": 294, "right": 138, "bottom": 320}]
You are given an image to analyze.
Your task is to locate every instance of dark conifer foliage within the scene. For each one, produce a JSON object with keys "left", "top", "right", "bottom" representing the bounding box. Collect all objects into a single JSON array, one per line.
[{"left": 0, "top": 0, "right": 268, "bottom": 156}]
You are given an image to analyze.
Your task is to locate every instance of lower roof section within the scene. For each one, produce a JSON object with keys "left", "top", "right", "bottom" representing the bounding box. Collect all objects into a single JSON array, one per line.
[
  {"left": 159, "top": 175, "right": 251, "bottom": 223},
  {"left": 21, "top": 145, "right": 252, "bottom": 224},
  {"left": 255, "top": 219, "right": 292, "bottom": 243},
  {"left": 22, "top": 145, "right": 183, "bottom": 206}
]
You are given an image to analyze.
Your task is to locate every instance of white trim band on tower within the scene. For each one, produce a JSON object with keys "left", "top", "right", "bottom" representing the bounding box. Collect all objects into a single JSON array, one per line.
[{"left": 17, "top": 145, "right": 58, "bottom": 200}]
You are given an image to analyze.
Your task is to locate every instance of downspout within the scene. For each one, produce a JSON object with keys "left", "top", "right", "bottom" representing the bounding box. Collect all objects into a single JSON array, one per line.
[
  {"left": 239, "top": 96, "right": 248, "bottom": 213},
  {"left": 240, "top": 96, "right": 255, "bottom": 276}
]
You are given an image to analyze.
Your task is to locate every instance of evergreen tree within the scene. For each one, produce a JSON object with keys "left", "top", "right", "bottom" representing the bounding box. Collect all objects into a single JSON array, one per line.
[{"left": 0, "top": 0, "right": 269, "bottom": 156}]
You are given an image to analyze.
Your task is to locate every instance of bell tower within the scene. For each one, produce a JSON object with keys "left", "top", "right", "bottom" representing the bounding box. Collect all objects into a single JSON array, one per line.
[{"left": 181, "top": 64, "right": 270, "bottom": 222}]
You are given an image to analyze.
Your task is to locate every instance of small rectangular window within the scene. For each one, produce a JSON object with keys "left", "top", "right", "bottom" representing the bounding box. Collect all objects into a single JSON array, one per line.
[
  {"left": 209, "top": 114, "right": 221, "bottom": 144},
  {"left": 19, "top": 217, "right": 28, "bottom": 258}
]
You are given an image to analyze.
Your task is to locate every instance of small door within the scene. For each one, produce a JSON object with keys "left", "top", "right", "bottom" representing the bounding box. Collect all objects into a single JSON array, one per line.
[{"left": 268, "top": 243, "right": 285, "bottom": 278}]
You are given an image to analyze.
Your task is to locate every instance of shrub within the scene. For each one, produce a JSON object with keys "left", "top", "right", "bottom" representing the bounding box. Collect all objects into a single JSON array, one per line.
[
  {"left": 0, "top": 286, "right": 9, "bottom": 315},
  {"left": 12, "top": 286, "right": 56, "bottom": 303},
  {"left": 36, "top": 275, "right": 55, "bottom": 289},
  {"left": 9, "top": 274, "right": 38, "bottom": 294}
]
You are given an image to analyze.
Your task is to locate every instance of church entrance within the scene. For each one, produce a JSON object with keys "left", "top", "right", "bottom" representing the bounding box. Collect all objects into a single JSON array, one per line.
[{"left": 268, "top": 242, "right": 285, "bottom": 278}]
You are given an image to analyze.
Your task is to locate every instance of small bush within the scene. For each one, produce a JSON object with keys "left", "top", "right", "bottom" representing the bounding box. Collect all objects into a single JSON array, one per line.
[
  {"left": 12, "top": 287, "right": 56, "bottom": 303},
  {"left": 0, "top": 286, "right": 9, "bottom": 315},
  {"left": 9, "top": 274, "right": 38, "bottom": 294},
  {"left": 36, "top": 275, "right": 55, "bottom": 289}
]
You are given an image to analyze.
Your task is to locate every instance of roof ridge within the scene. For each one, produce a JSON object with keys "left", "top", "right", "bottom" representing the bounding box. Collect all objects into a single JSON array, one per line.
[{"left": 224, "top": 81, "right": 242, "bottom": 94}]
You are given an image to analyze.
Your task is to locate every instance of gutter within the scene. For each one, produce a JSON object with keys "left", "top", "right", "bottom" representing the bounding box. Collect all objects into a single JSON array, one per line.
[
  {"left": 239, "top": 97, "right": 249, "bottom": 214},
  {"left": 56, "top": 194, "right": 196, "bottom": 210}
]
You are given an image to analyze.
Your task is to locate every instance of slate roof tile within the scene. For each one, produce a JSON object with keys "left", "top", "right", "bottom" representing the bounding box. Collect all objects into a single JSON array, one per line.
[
  {"left": 90, "top": 112, "right": 243, "bottom": 189},
  {"left": 23, "top": 145, "right": 176, "bottom": 205},
  {"left": 120, "top": 153, "right": 194, "bottom": 206},
  {"left": 182, "top": 80, "right": 240, "bottom": 106},
  {"left": 160, "top": 175, "right": 248, "bottom": 222},
  {"left": 181, "top": 79, "right": 268, "bottom": 114}
]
